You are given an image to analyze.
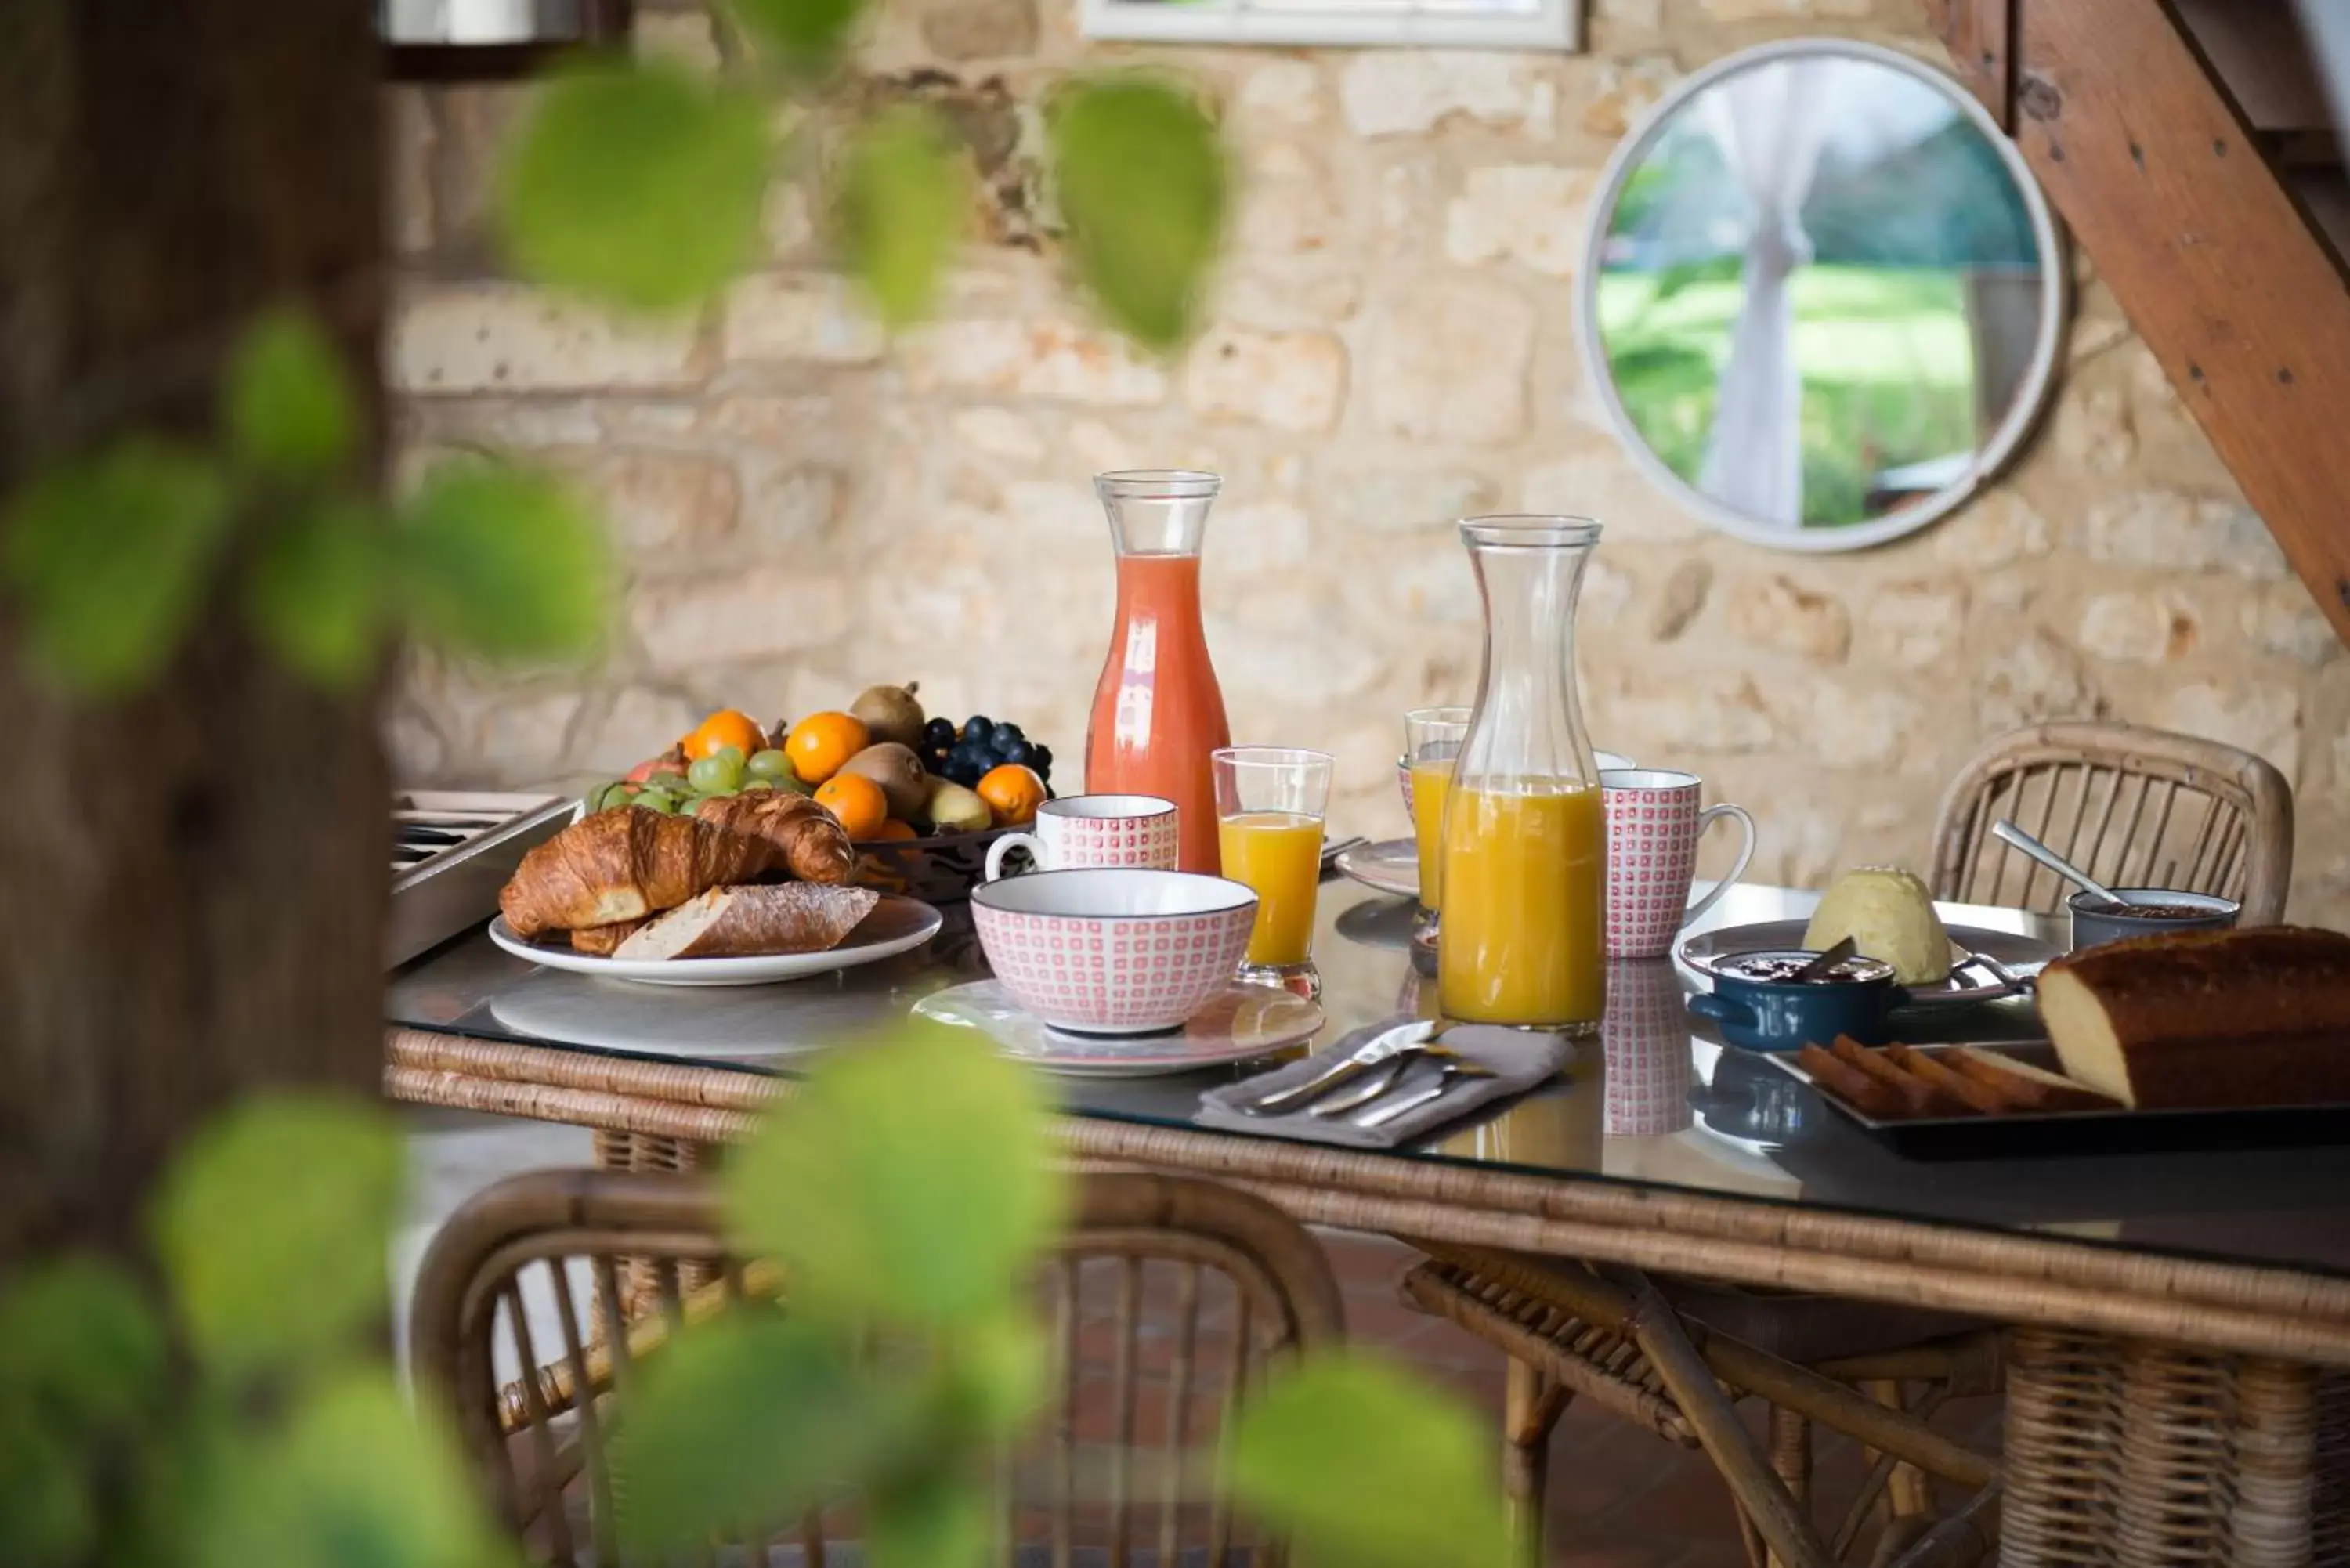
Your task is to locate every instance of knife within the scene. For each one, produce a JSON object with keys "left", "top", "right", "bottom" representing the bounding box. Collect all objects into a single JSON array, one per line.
[{"left": 1242, "top": 1019, "right": 1434, "bottom": 1116}]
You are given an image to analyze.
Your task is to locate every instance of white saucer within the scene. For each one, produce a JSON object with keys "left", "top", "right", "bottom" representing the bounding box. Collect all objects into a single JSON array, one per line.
[
  {"left": 914, "top": 979, "right": 1323, "bottom": 1076},
  {"left": 487, "top": 896, "right": 943, "bottom": 987},
  {"left": 1334, "top": 838, "right": 1419, "bottom": 900}
]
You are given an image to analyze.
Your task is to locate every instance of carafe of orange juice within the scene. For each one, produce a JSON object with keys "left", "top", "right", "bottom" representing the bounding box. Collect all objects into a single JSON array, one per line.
[
  {"left": 1084, "top": 471, "right": 1231, "bottom": 873},
  {"left": 1437, "top": 515, "right": 1608, "bottom": 1033}
]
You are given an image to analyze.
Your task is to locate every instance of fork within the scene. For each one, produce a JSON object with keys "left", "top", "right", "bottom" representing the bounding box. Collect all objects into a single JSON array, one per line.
[
  {"left": 1309, "top": 1042, "right": 1459, "bottom": 1118},
  {"left": 1356, "top": 1060, "right": 1499, "bottom": 1129},
  {"left": 1241, "top": 1019, "right": 1435, "bottom": 1115}
]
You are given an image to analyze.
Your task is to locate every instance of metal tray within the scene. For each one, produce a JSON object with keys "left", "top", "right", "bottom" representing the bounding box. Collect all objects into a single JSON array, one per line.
[{"left": 1764, "top": 1041, "right": 2350, "bottom": 1159}]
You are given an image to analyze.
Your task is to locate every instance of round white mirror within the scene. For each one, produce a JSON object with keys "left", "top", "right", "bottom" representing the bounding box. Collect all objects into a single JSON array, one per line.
[{"left": 1578, "top": 39, "right": 2066, "bottom": 551}]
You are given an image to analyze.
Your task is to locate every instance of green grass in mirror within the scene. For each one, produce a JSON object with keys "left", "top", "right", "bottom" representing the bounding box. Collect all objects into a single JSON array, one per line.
[{"left": 1597, "top": 262, "right": 1980, "bottom": 529}]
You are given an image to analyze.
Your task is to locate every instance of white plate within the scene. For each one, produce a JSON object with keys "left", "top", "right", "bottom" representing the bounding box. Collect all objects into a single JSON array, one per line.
[
  {"left": 915, "top": 979, "right": 1323, "bottom": 1076},
  {"left": 487, "top": 896, "right": 943, "bottom": 987},
  {"left": 1335, "top": 838, "right": 1419, "bottom": 899},
  {"left": 1676, "top": 915, "right": 2058, "bottom": 1006}
]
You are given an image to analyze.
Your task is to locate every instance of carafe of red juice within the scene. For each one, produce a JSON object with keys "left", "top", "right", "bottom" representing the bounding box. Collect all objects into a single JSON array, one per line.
[{"left": 1085, "top": 471, "right": 1231, "bottom": 874}]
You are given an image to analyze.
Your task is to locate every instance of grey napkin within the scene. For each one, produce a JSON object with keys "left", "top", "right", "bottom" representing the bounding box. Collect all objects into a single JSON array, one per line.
[{"left": 1195, "top": 1018, "right": 1571, "bottom": 1149}]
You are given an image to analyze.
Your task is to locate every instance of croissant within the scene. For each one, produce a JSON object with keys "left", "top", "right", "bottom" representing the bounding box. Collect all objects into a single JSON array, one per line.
[
  {"left": 694, "top": 793, "right": 855, "bottom": 885},
  {"left": 499, "top": 807, "right": 779, "bottom": 939}
]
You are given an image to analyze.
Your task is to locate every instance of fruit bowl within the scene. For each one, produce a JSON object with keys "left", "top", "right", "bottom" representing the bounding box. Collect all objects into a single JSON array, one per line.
[{"left": 852, "top": 825, "right": 1019, "bottom": 905}]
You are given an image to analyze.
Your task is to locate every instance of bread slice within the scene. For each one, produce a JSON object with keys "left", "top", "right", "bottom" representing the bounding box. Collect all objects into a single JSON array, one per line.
[
  {"left": 2037, "top": 926, "right": 2350, "bottom": 1108},
  {"left": 1884, "top": 1043, "right": 2013, "bottom": 1115},
  {"left": 1946, "top": 1047, "right": 2115, "bottom": 1113},
  {"left": 615, "top": 883, "right": 881, "bottom": 960},
  {"left": 1828, "top": 1036, "right": 1969, "bottom": 1117},
  {"left": 570, "top": 919, "right": 645, "bottom": 956},
  {"left": 1795, "top": 1044, "right": 1912, "bottom": 1119}
]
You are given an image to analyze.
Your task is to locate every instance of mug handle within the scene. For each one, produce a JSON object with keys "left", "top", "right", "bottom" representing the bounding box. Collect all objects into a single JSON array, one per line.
[
  {"left": 982, "top": 833, "right": 1045, "bottom": 882},
  {"left": 1678, "top": 804, "right": 1757, "bottom": 930}
]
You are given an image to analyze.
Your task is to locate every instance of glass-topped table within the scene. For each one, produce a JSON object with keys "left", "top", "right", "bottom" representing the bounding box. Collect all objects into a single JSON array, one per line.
[{"left": 385, "top": 877, "right": 2350, "bottom": 1367}]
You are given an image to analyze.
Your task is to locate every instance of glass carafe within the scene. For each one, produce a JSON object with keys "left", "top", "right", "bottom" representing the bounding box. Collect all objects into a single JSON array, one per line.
[
  {"left": 1084, "top": 471, "right": 1231, "bottom": 873},
  {"left": 1437, "top": 515, "right": 1607, "bottom": 1032}
]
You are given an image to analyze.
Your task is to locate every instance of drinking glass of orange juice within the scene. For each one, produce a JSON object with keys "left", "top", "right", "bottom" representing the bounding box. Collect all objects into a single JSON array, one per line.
[
  {"left": 1438, "top": 516, "right": 1607, "bottom": 1035},
  {"left": 1403, "top": 706, "right": 1470, "bottom": 953},
  {"left": 1213, "top": 746, "right": 1332, "bottom": 996}
]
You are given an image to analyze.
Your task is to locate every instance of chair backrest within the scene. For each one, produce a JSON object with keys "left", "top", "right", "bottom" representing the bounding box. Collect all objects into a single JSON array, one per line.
[
  {"left": 410, "top": 1167, "right": 1343, "bottom": 1566},
  {"left": 1929, "top": 721, "right": 2294, "bottom": 922}
]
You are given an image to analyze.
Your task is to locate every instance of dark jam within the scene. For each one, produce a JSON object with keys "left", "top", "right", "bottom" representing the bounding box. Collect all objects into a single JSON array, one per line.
[
  {"left": 1720, "top": 954, "right": 1894, "bottom": 985},
  {"left": 2077, "top": 899, "right": 2219, "bottom": 919}
]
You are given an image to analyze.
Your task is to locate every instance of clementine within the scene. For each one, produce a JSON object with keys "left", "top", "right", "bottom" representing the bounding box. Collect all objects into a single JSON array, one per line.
[
  {"left": 785, "top": 711, "right": 870, "bottom": 785},
  {"left": 813, "top": 773, "right": 889, "bottom": 840},
  {"left": 868, "top": 818, "right": 920, "bottom": 842},
  {"left": 977, "top": 763, "right": 1047, "bottom": 826},
  {"left": 683, "top": 709, "right": 765, "bottom": 762}
]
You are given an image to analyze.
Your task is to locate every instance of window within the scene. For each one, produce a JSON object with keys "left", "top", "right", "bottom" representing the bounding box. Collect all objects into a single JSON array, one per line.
[{"left": 1078, "top": 0, "right": 1579, "bottom": 51}]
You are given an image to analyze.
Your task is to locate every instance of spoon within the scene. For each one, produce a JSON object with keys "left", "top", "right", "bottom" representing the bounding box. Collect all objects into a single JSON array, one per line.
[{"left": 1991, "top": 818, "right": 2120, "bottom": 904}]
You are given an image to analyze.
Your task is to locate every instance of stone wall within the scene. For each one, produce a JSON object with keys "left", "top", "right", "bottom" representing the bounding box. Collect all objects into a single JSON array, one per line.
[{"left": 385, "top": 0, "right": 2350, "bottom": 917}]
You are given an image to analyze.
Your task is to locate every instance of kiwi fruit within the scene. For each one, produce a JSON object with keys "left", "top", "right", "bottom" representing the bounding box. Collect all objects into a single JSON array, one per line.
[
  {"left": 839, "top": 742, "right": 929, "bottom": 819},
  {"left": 850, "top": 681, "right": 926, "bottom": 750}
]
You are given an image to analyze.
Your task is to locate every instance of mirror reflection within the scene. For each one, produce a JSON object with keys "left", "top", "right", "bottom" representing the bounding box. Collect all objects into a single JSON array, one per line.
[{"left": 1589, "top": 46, "right": 2052, "bottom": 537}]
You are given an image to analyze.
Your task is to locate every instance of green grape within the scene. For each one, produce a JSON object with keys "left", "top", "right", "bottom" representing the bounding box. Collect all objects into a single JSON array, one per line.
[
  {"left": 590, "top": 782, "right": 627, "bottom": 812},
  {"left": 747, "top": 748, "right": 791, "bottom": 780},
  {"left": 688, "top": 752, "right": 746, "bottom": 793},
  {"left": 700, "top": 783, "right": 740, "bottom": 798},
  {"left": 742, "top": 777, "right": 776, "bottom": 791},
  {"left": 634, "top": 789, "right": 678, "bottom": 814}
]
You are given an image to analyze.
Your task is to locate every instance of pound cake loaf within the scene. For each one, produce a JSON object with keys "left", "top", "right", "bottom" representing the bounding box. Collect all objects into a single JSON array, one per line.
[{"left": 2036, "top": 926, "right": 2350, "bottom": 1109}]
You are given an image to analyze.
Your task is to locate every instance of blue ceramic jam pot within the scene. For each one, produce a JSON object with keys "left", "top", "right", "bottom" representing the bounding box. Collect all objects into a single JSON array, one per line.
[{"left": 1686, "top": 948, "right": 1907, "bottom": 1053}]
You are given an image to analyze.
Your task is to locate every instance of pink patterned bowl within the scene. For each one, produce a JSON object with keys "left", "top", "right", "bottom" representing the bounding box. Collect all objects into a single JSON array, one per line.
[{"left": 971, "top": 869, "right": 1259, "bottom": 1035}]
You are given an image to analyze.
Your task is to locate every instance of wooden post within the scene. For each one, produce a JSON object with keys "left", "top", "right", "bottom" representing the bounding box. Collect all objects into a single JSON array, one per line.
[
  {"left": 1937, "top": 0, "right": 2350, "bottom": 649},
  {"left": 0, "top": 0, "right": 386, "bottom": 1262}
]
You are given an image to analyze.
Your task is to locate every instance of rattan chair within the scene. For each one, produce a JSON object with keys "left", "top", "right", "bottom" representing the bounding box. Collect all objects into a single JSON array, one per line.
[
  {"left": 1931, "top": 721, "right": 2294, "bottom": 922},
  {"left": 410, "top": 1167, "right": 1343, "bottom": 1566}
]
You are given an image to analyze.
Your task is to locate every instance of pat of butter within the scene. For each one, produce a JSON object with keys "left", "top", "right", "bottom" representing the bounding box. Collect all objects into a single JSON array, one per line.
[{"left": 1802, "top": 866, "right": 1952, "bottom": 985}]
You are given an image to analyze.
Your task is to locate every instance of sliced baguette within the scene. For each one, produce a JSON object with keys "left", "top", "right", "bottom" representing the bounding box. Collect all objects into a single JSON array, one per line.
[
  {"left": 615, "top": 883, "right": 882, "bottom": 960},
  {"left": 1885, "top": 1042, "right": 2012, "bottom": 1115}
]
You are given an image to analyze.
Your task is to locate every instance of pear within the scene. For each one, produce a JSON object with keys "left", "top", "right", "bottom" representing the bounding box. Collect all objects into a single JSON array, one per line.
[
  {"left": 839, "top": 742, "right": 930, "bottom": 820},
  {"left": 924, "top": 775, "right": 992, "bottom": 835},
  {"left": 850, "top": 681, "right": 926, "bottom": 750}
]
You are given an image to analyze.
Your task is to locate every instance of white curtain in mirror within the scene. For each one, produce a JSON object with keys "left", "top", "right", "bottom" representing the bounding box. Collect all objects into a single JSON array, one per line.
[{"left": 1696, "top": 60, "right": 1836, "bottom": 526}]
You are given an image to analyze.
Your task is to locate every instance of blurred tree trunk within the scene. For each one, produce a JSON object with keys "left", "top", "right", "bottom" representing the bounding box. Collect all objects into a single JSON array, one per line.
[{"left": 0, "top": 0, "right": 386, "bottom": 1261}]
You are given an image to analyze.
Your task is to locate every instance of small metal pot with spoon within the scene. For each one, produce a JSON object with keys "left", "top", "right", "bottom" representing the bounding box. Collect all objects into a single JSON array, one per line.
[{"left": 1989, "top": 819, "right": 2240, "bottom": 951}]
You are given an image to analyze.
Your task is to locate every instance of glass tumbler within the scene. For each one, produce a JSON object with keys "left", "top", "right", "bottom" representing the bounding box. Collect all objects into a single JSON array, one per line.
[
  {"left": 1404, "top": 705, "right": 1470, "bottom": 954},
  {"left": 1212, "top": 746, "right": 1332, "bottom": 996}
]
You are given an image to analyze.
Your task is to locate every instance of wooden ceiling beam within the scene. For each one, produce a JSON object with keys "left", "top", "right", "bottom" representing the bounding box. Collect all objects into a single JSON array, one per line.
[{"left": 1936, "top": 0, "right": 2350, "bottom": 648}]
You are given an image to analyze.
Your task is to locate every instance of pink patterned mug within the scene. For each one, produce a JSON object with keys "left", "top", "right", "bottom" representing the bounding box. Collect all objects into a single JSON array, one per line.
[
  {"left": 1600, "top": 769, "right": 1756, "bottom": 960},
  {"left": 983, "top": 794, "right": 1180, "bottom": 881}
]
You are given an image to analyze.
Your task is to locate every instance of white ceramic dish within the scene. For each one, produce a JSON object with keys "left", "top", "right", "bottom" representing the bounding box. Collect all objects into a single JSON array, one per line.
[
  {"left": 971, "top": 868, "right": 1258, "bottom": 1035},
  {"left": 487, "top": 895, "right": 942, "bottom": 988},
  {"left": 915, "top": 978, "right": 1323, "bottom": 1076},
  {"left": 1334, "top": 838, "right": 1421, "bottom": 900},
  {"left": 1676, "top": 911, "right": 2059, "bottom": 1008}
]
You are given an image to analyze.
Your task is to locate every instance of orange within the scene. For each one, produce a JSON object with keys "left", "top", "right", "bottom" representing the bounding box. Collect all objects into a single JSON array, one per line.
[
  {"left": 683, "top": 709, "right": 765, "bottom": 762},
  {"left": 784, "top": 711, "right": 870, "bottom": 785},
  {"left": 868, "top": 818, "right": 920, "bottom": 842},
  {"left": 813, "top": 773, "right": 889, "bottom": 840},
  {"left": 977, "top": 763, "right": 1048, "bottom": 826}
]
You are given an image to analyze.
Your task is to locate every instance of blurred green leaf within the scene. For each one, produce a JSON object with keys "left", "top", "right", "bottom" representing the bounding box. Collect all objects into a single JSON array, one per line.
[
  {"left": 0, "top": 1257, "right": 166, "bottom": 1436},
  {"left": 499, "top": 60, "right": 771, "bottom": 313},
  {"left": 393, "top": 458, "right": 612, "bottom": 663},
  {"left": 0, "top": 1403, "right": 92, "bottom": 1568},
  {"left": 1231, "top": 1355, "right": 1516, "bottom": 1568},
  {"left": 1047, "top": 77, "right": 1227, "bottom": 351},
  {"left": 244, "top": 498, "right": 386, "bottom": 689},
  {"left": 726, "top": 0, "right": 864, "bottom": 75},
  {"left": 1, "top": 439, "right": 232, "bottom": 695},
  {"left": 868, "top": 1470, "right": 990, "bottom": 1568},
  {"left": 951, "top": 1315, "right": 1049, "bottom": 1437},
  {"left": 224, "top": 309, "right": 358, "bottom": 481},
  {"left": 153, "top": 1094, "right": 403, "bottom": 1382},
  {"left": 614, "top": 1312, "right": 880, "bottom": 1553},
  {"left": 190, "top": 1370, "right": 509, "bottom": 1568},
  {"left": 726, "top": 1022, "right": 1066, "bottom": 1328},
  {"left": 834, "top": 104, "right": 969, "bottom": 329}
]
